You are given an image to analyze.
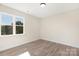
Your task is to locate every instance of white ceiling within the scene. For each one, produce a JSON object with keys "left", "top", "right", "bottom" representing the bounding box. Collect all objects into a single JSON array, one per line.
[{"left": 2, "top": 3, "right": 79, "bottom": 18}]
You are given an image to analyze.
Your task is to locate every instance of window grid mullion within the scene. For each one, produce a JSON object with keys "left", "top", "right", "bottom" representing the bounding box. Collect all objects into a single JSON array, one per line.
[{"left": 13, "top": 16, "right": 16, "bottom": 35}]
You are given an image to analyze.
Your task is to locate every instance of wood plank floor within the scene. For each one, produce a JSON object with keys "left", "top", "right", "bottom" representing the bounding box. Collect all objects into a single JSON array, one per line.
[{"left": 0, "top": 39, "right": 79, "bottom": 56}]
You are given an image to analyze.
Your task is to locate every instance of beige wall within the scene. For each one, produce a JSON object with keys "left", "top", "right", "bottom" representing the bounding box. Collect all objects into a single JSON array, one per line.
[
  {"left": 40, "top": 9, "right": 79, "bottom": 48},
  {"left": 0, "top": 5, "right": 40, "bottom": 51}
]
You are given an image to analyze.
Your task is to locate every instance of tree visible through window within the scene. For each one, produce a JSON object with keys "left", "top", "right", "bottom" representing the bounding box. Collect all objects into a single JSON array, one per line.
[{"left": 16, "top": 17, "right": 23, "bottom": 34}]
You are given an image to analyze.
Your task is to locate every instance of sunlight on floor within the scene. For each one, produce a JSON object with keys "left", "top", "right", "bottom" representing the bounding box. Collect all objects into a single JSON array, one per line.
[{"left": 19, "top": 51, "right": 31, "bottom": 56}]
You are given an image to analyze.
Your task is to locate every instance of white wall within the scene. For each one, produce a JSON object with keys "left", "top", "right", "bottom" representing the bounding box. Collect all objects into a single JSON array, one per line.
[
  {"left": 40, "top": 9, "right": 79, "bottom": 48},
  {"left": 0, "top": 5, "right": 40, "bottom": 51}
]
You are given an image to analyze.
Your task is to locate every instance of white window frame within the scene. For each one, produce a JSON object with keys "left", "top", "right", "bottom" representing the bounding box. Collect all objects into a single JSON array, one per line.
[{"left": 0, "top": 12, "right": 25, "bottom": 36}]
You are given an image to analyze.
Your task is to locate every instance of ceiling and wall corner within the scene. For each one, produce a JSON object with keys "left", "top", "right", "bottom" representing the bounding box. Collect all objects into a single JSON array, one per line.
[{"left": 2, "top": 3, "right": 79, "bottom": 18}]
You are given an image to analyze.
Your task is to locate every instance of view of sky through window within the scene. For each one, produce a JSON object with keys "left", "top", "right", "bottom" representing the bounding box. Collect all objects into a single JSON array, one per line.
[
  {"left": 16, "top": 16, "right": 23, "bottom": 25},
  {"left": 1, "top": 14, "right": 13, "bottom": 25}
]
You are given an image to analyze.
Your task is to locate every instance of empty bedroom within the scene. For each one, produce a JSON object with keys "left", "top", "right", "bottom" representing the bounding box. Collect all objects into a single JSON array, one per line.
[{"left": 0, "top": 3, "right": 79, "bottom": 56}]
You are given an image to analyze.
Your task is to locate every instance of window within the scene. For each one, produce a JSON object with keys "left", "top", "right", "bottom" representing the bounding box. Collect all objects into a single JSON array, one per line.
[
  {"left": 0, "top": 12, "right": 24, "bottom": 35},
  {"left": 16, "top": 16, "right": 23, "bottom": 34},
  {"left": 1, "top": 14, "right": 13, "bottom": 35}
]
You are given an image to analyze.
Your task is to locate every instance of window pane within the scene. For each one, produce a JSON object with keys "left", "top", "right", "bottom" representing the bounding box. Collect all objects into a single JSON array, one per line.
[
  {"left": 1, "top": 14, "right": 13, "bottom": 25},
  {"left": 1, "top": 25, "right": 13, "bottom": 35},
  {"left": 16, "top": 26, "right": 23, "bottom": 34},
  {"left": 1, "top": 14, "right": 13, "bottom": 35},
  {"left": 16, "top": 17, "right": 23, "bottom": 25}
]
